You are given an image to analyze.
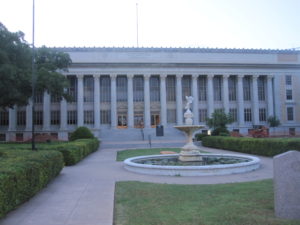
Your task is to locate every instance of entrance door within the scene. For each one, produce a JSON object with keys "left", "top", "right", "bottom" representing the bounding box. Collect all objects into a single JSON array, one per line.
[
  {"left": 117, "top": 115, "right": 127, "bottom": 128},
  {"left": 134, "top": 114, "right": 144, "bottom": 128},
  {"left": 151, "top": 114, "right": 160, "bottom": 127}
]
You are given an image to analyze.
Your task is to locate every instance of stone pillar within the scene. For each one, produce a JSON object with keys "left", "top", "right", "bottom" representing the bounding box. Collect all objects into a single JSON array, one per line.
[
  {"left": 144, "top": 74, "right": 151, "bottom": 128},
  {"left": 43, "top": 92, "right": 51, "bottom": 131},
  {"left": 160, "top": 74, "right": 167, "bottom": 126},
  {"left": 8, "top": 107, "right": 16, "bottom": 131},
  {"left": 110, "top": 74, "right": 117, "bottom": 128},
  {"left": 176, "top": 74, "right": 183, "bottom": 125},
  {"left": 267, "top": 75, "right": 274, "bottom": 117},
  {"left": 222, "top": 74, "right": 230, "bottom": 114},
  {"left": 93, "top": 74, "right": 101, "bottom": 129},
  {"left": 60, "top": 98, "right": 67, "bottom": 130},
  {"left": 77, "top": 74, "right": 84, "bottom": 127},
  {"left": 252, "top": 74, "right": 259, "bottom": 124},
  {"left": 127, "top": 74, "right": 134, "bottom": 128},
  {"left": 237, "top": 75, "right": 244, "bottom": 126},
  {"left": 192, "top": 74, "right": 199, "bottom": 124},
  {"left": 207, "top": 74, "right": 214, "bottom": 118},
  {"left": 25, "top": 100, "right": 33, "bottom": 131}
]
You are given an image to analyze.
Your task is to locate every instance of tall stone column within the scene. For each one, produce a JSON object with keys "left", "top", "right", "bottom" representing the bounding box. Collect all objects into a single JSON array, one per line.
[
  {"left": 160, "top": 74, "right": 167, "bottom": 126},
  {"left": 207, "top": 74, "right": 214, "bottom": 118},
  {"left": 25, "top": 99, "right": 33, "bottom": 131},
  {"left": 252, "top": 75, "right": 259, "bottom": 124},
  {"left": 110, "top": 74, "right": 117, "bottom": 128},
  {"left": 127, "top": 74, "right": 134, "bottom": 128},
  {"left": 8, "top": 107, "right": 16, "bottom": 131},
  {"left": 60, "top": 98, "right": 67, "bottom": 130},
  {"left": 93, "top": 74, "right": 101, "bottom": 129},
  {"left": 77, "top": 74, "right": 84, "bottom": 127},
  {"left": 144, "top": 74, "right": 151, "bottom": 128},
  {"left": 43, "top": 91, "right": 51, "bottom": 131},
  {"left": 237, "top": 75, "right": 244, "bottom": 126},
  {"left": 267, "top": 75, "right": 274, "bottom": 117},
  {"left": 176, "top": 74, "right": 183, "bottom": 125},
  {"left": 192, "top": 74, "right": 199, "bottom": 124},
  {"left": 222, "top": 74, "right": 230, "bottom": 114}
]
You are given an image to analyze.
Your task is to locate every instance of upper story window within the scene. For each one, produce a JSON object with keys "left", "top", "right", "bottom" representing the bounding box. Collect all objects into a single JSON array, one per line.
[
  {"left": 150, "top": 76, "right": 160, "bottom": 102},
  {"left": 84, "top": 76, "right": 94, "bottom": 102},
  {"left": 100, "top": 76, "right": 111, "bottom": 103},
  {"left": 286, "top": 89, "right": 293, "bottom": 100},
  {"left": 166, "top": 76, "right": 176, "bottom": 101},
  {"left": 258, "top": 77, "right": 266, "bottom": 101},
  {"left": 117, "top": 76, "right": 127, "bottom": 102},
  {"left": 213, "top": 76, "right": 222, "bottom": 101},
  {"left": 198, "top": 76, "right": 206, "bottom": 101},
  {"left": 285, "top": 75, "right": 292, "bottom": 85},
  {"left": 243, "top": 77, "right": 251, "bottom": 101},
  {"left": 67, "top": 76, "right": 77, "bottom": 103},
  {"left": 133, "top": 76, "right": 144, "bottom": 102},
  {"left": 287, "top": 107, "right": 294, "bottom": 121},
  {"left": 182, "top": 76, "right": 191, "bottom": 100},
  {"left": 228, "top": 76, "right": 237, "bottom": 101}
]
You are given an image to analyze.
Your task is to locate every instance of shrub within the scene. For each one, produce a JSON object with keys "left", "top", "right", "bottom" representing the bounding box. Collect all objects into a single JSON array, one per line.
[
  {"left": 202, "top": 136, "right": 300, "bottom": 156},
  {"left": 0, "top": 150, "right": 64, "bottom": 218},
  {"left": 194, "top": 133, "right": 209, "bottom": 141},
  {"left": 69, "top": 126, "right": 94, "bottom": 141},
  {"left": 211, "top": 127, "right": 230, "bottom": 136}
]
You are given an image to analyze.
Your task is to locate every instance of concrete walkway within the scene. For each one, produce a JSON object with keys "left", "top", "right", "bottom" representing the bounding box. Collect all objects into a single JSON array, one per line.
[{"left": 0, "top": 141, "right": 273, "bottom": 225}]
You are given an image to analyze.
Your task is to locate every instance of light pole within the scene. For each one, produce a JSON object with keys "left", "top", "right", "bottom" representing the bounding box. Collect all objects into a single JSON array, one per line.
[{"left": 31, "top": 0, "right": 36, "bottom": 150}]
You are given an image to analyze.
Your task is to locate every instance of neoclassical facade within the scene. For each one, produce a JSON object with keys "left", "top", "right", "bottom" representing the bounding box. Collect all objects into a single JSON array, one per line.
[{"left": 1, "top": 47, "right": 300, "bottom": 141}]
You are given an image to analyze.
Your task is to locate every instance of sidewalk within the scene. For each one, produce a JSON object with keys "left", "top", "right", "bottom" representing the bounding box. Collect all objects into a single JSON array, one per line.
[{"left": 0, "top": 142, "right": 273, "bottom": 225}]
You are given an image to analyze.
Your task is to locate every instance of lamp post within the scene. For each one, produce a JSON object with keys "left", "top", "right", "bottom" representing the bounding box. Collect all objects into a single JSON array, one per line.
[{"left": 31, "top": 0, "right": 36, "bottom": 150}]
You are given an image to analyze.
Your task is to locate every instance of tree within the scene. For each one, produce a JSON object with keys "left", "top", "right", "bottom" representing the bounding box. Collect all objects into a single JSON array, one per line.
[
  {"left": 206, "top": 110, "right": 234, "bottom": 136},
  {"left": 267, "top": 116, "right": 280, "bottom": 136},
  {"left": 0, "top": 23, "right": 72, "bottom": 109}
]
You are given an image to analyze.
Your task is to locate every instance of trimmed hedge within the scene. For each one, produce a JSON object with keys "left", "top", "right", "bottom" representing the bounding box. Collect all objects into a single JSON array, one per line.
[
  {"left": 69, "top": 126, "right": 95, "bottom": 141},
  {"left": 0, "top": 138, "right": 100, "bottom": 166},
  {"left": 0, "top": 149, "right": 64, "bottom": 218},
  {"left": 202, "top": 136, "right": 300, "bottom": 156}
]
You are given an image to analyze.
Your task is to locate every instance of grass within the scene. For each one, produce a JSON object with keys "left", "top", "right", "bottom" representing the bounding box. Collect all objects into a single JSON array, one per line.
[{"left": 114, "top": 180, "right": 300, "bottom": 225}]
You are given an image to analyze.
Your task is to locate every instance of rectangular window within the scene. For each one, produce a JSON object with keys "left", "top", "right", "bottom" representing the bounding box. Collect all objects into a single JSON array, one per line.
[
  {"left": 285, "top": 75, "right": 292, "bottom": 85},
  {"left": 51, "top": 94, "right": 61, "bottom": 103},
  {"left": 182, "top": 76, "right": 191, "bottom": 100},
  {"left": 84, "top": 110, "right": 94, "bottom": 124},
  {"left": 213, "top": 76, "right": 222, "bottom": 101},
  {"left": 199, "top": 109, "right": 207, "bottom": 122},
  {"left": 228, "top": 76, "right": 236, "bottom": 101},
  {"left": 117, "top": 76, "right": 127, "bottom": 102},
  {"left": 34, "top": 92, "right": 43, "bottom": 104},
  {"left": 17, "top": 111, "right": 26, "bottom": 126},
  {"left": 100, "top": 76, "right": 111, "bottom": 103},
  {"left": 259, "top": 108, "right": 267, "bottom": 122},
  {"left": 289, "top": 128, "right": 296, "bottom": 136},
  {"left": 133, "top": 76, "right": 144, "bottom": 102},
  {"left": 258, "top": 77, "right": 266, "bottom": 101},
  {"left": 229, "top": 108, "right": 237, "bottom": 122},
  {"left": 100, "top": 110, "right": 111, "bottom": 124},
  {"left": 67, "top": 110, "right": 77, "bottom": 125},
  {"left": 166, "top": 76, "right": 176, "bottom": 101},
  {"left": 198, "top": 76, "right": 207, "bottom": 101},
  {"left": 84, "top": 76, "right": 94, "bottom": 102},
  {"left": 244, "top": 108, "right": 252, "bottom": 122},
  {"left": 51, "top": 110, "right": 60, "bottom": 125},
  {"left": 286, "top": 89, "right": 293, "bottom": 100},
  {"left": 287, "top": 107, "right": 294, "bottom": 121},
  {"left": 167, "top": 109, "right": 176, "bottom": 123},
  {"left": 134, "top": 112, "right": 144, "bottom": 128},
  {"left": 243, "top": 77, "right": 251, "bottom": 101},
  {"left": 34, "top": 111, "right": 43, "bottom": 125},
  {"left": 0, "top": 133, "right": 5, "bottom": 141},
  {"left": 16, "top": 133, "right": 23, "bottom": 142},
  {"left": 150, "top": 76, "right": 160, "bottom": 102},
  {"left": 67, "top": 76, "right": 77, "bottom": 102}
]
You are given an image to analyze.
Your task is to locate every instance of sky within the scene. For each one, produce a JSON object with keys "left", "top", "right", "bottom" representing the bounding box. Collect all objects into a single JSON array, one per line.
[{"left": 1, "top": 0, "right": 300, "bottom": 49}]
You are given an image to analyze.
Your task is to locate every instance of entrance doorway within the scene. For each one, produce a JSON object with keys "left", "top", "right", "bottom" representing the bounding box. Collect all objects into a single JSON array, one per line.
[
  {"left": 151, "top": 114, "right": 160, "bottom": 127},
  {"left": 134, "top": 114, "right": 144, "bottom": 128},
  {"left": 117, "top": 115, "right": 127, "bottom": 128}
]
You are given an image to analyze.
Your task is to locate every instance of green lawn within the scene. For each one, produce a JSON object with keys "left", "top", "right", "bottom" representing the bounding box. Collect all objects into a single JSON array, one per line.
[{"left": 114, "top": 180, "right": 299, "bottom": 225}]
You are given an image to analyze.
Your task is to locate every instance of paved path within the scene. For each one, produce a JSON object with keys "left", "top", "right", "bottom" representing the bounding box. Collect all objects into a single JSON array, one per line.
[{"left": 0, "top": 141, "right": 273, "bottom": 225}]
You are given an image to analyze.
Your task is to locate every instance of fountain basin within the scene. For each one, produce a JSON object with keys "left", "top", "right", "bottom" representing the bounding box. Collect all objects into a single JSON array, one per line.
[{"left": 124, "top": 154, "right": 260, "bottom": 176}]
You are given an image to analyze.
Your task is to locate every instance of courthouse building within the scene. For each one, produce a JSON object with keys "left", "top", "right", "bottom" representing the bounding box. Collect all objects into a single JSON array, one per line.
[{"left": 1, "top": 47, "right": 300, "bottom": 141}]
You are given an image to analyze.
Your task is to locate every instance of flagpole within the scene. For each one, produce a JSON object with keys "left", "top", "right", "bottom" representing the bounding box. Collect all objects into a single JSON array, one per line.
[
  {"left": 31, "top": 0, "right": 36, "bottom": 150},
  {"left": 136, "top": 2, "right": 139, "bottom": 47}
]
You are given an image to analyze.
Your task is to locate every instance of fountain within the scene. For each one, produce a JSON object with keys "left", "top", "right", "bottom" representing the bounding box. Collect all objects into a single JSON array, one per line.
[{"left": 123, "top": 96, "right": 260, "bottom": 176}]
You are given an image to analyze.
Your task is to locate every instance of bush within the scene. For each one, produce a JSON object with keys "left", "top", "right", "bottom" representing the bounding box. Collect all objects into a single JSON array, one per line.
[
  {"left": 0, "top": 149, "right": 64, "bottom": 218},
  {"left": 202, "top": 136, "right": 300, "bottom": 156},
  {"left": 211, "top": 127, "right": 230, "bottom": 136},
  {"left": 194, "top": 133, "right": 209, "bottom": 141},
  {"left": 69, "top": 126, "right": 94, "bottom": 141},
  {"left": 38, "top": 138, "right": 100, "bottom": 166}
]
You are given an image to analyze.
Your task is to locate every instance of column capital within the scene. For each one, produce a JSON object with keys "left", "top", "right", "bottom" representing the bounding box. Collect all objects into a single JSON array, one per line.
[
  {"left": 110, "top": 74, "right": 117, "bottom": 80},
  {"left": 143, "top": 74, "right": 151, "bottom": 80},
  {"left": 76, "top": 74, "right": 84, "bottom": 79},
  {"left": 126, "top": 74, "right": 134, "bottom": 79},
  {"left": 222, "top": 74, "right": 230, "bottom": 79},
  {"left": 160, "top": 74, "right": 167, "bottom": 80},
  {"left": 93, "top": 74, "right": 101, "bottom": 79},
  {"left": 252, "top": 74, "right": 259, "bottom": 79},
  {"left": 192, "top": 74, "right": 199, "bottom": 80},
  {"left": 237, "top": 74, "right": 244, "bottom": 79},
  {"left": 176, "top": 74, "right": 183, "bottom": 79},
  {"left": 267, "top": 74, "right": 274, "bottom": 80},
  {"left": 207, "top": 74, "right": 214, "bottom": 79}
]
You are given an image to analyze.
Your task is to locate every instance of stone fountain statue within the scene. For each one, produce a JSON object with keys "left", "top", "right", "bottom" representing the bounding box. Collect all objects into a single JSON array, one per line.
[{"left": 174, "top": 96, "right": 204, "bottom": 161}]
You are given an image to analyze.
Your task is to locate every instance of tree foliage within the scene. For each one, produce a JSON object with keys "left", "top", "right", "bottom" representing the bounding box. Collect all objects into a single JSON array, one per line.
[
  {"left": 0, "top": 23, "right": 72, "bottom": 109},
  {"left": 206, "top": 110, "right": 234, "bottom": 136},
  {"left": 267, "top": 116, "right": 280, "bottom": 127}
]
